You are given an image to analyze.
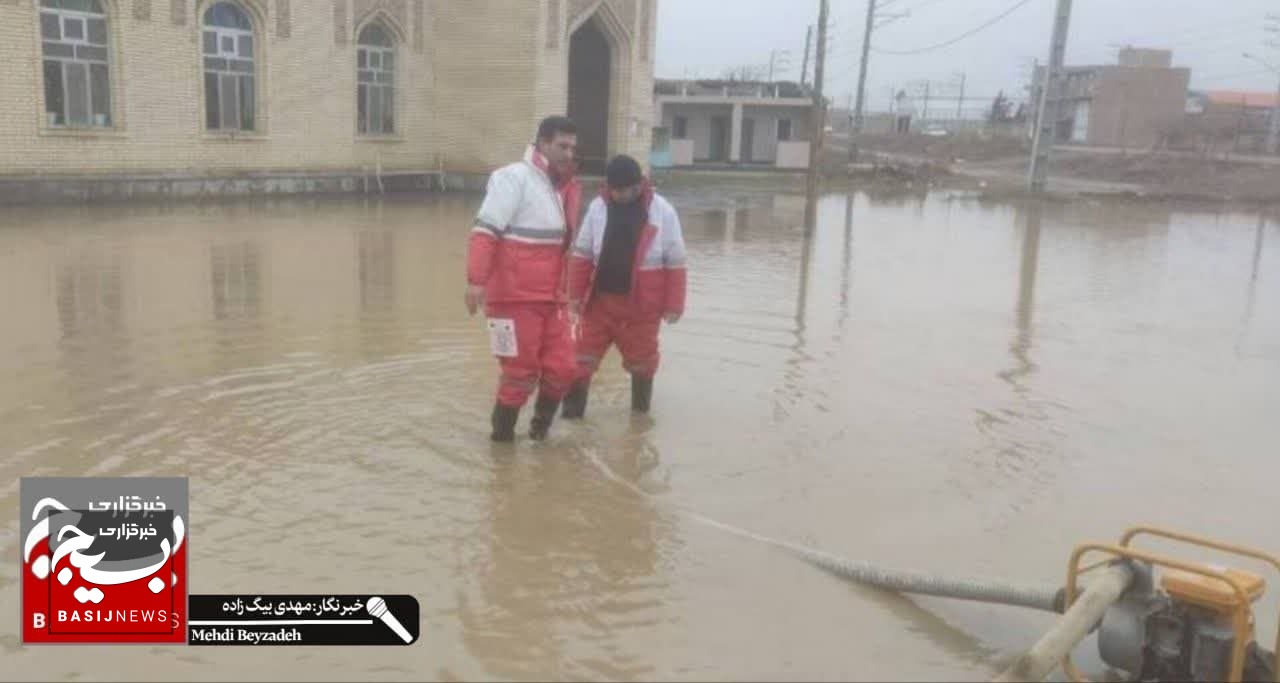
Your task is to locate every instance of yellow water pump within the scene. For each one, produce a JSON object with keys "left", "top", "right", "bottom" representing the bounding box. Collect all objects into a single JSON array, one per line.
[{"left": 1061, "top": 527, "right": 1278, "bottom": 682}]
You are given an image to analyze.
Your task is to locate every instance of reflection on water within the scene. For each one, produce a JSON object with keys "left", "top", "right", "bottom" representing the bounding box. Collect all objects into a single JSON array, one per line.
[
  {"left": 1239, "top": 215, "right": 1268, "bottom": 355},
  {"left": 461, "top": 441, "right": 669, "bottom": 681},
  {"left": 358, "top": 230, "right": 396, "bottom": 313},
  {"left": 1004, "top": 204, "right": 1042, "bottom": 391},
  {"left": 211, "top": 242, "right": 262, "bottom": 322},
  {"left": 838, "top": 192, "right": 855, "bottom": 336},
  {"left": 56, "top": 248, "right": 124, "bottom": 340},
  {"left": 53, "top": 244, "right": 133, "bottom": 421},
  {"left": 0, "top": 193, "right": 1277, "bottom": 680}
]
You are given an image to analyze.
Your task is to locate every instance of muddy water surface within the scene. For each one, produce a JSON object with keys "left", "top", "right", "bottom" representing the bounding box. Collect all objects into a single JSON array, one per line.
[{"left": 0, "top": 190, "right": 1277, "bottom": 681}]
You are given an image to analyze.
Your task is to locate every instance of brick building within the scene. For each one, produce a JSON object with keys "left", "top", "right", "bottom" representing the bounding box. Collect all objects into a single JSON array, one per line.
[
  {"left": 1029, "top": 48, "right": 1190, "bottom": 149},
  {"left": 1185, "top": 90, "right": 1278, "bottom": 153},
  {"left": 0, "top": 0, "right": 658, "bottom": 201}
]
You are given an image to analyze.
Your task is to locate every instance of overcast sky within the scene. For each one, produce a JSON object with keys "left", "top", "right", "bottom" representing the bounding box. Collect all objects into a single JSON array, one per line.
[{"left": 655, "top": 0, "right": 1279, "bottom": 113}]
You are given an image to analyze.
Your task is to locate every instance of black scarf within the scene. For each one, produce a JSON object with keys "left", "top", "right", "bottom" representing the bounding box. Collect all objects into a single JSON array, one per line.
[{"left": 595, "top": 198, "right": 646, "bottom": 294}]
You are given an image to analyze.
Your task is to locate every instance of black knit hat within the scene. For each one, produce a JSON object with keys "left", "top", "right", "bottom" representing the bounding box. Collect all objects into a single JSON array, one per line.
[{"left": 606, "top": 155, "right": 643, "bottom": 189}]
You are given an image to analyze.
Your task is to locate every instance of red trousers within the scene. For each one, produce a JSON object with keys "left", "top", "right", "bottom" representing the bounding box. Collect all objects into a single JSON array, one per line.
[
  {"left": 575, "top": 293, "right": 661, "bottom": 380},
  {"left": 485, "top": 302, "right": 576, "bottom": 407}
]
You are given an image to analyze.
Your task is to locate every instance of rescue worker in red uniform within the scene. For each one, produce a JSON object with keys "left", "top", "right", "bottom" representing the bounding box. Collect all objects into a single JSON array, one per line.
[
  {"left": 563, "top": 155, "right": 687, "bottom": 418},
  {"left": 465, "top": 116, "right": 583, "bottom": 442}
]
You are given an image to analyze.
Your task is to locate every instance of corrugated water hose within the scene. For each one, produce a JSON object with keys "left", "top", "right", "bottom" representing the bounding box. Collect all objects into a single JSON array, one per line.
[
  {"left": 579, "top": 449, "right": 1066, "bottom": 614},
  {"left": 684, "top": 511, "right": 1065, "bottom": 613}
]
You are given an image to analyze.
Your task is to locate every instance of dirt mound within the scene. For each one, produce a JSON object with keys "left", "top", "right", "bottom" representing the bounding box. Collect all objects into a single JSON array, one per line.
[
  {"left": 856, "top": 133, "right": 1029, "bottom": 163},
  {"left": 1051, "top": 152, "right": 1280, "bottom": 202}
]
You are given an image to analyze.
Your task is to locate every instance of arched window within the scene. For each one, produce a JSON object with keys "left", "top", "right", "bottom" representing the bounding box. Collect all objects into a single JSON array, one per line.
[
  {"left": 40, "top": 0, "right": 112, "bottom": 128},
  {"left": 357, "top": 22, "right": 395, "bottom": 135},
  {"left": 202, "top": 2, "right": 255, "bottom": 131}
]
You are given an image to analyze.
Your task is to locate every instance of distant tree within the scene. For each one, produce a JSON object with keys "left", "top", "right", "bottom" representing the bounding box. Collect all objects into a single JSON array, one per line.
[
  {"left": 721, "top": 64, "right": 767, "bottom": 82},
  {"left": 989, "top": 91, "right": 1015, "bottom": 123}
]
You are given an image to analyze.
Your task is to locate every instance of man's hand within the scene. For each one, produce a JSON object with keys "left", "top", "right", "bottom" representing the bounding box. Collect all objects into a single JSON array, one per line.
[
  {"left": 569, "top": 300, "right": 583, "bottom": 317},
  {"left": 663, "top": 312, "right": 682, "bottom": 324},
  {"left": 465, "top": 284, "right": 485, "bottom": 316}
]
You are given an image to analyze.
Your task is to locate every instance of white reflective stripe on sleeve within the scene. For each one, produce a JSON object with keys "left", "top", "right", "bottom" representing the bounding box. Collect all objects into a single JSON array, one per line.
[{"left": 503, "top": 233, "right": 566, "bottom": 246}]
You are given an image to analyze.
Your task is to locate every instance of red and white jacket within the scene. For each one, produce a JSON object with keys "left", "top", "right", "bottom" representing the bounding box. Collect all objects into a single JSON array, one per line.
[
  {"left": 466, "top": 146, "right": 582, "bottom": 304},
  {"left": 568, "top": 181, "right": 687, "bottom": 320}
]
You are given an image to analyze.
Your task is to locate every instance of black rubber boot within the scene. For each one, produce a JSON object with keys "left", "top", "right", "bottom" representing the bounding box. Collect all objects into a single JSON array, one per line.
[
  {"left": 561, "top": 379, "right": 590, "bottom": 419},
  {"left": 528, "top": 394, "right": 560, "bottom": 441},
  {"left": 630, "top": 374, "right": 653, "bottom": 413},
  {"left": 490, "top": 402, "right": 518, "bottom": 442}
]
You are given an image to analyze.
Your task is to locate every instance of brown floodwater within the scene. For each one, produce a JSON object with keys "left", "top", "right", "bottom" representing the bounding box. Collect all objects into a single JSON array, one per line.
[{"left": 0, "top": 189, "right": 1277, "bottom": 681}]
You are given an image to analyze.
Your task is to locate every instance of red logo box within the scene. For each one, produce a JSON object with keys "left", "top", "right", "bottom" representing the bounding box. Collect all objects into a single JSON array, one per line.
[{"left": 21, "top": 478, "right": 188, "bottom": 644}]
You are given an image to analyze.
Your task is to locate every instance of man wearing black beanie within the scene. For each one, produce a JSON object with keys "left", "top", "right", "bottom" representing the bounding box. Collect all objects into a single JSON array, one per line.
[{"left": 564, "top": 154, "right": 687, "bottom": 418}]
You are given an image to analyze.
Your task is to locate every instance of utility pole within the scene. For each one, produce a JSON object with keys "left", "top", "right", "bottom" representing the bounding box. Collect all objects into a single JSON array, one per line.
[
  {"left": 1025, "top": 57, "right": 1040, "bottom": 139},
  {"left": 801, "top": 25, "right": 813, "bottom": 86},
  {"left": 769, "top": 49, "right": 792, "bottom": 83},
  {"left": 956, "top": 72, "right": 966, "bottom": 121},
  {"left": 1250, "top": 57, "right": 1280, "bottom": 156},
  {"left": 1270, "top": 75, "right": 1280, "bottom": 156},
  {"left": 1028, "top": 0, "right": 1073, "bottom": 193},
  {"left": 1264, "top": 17, "right": 1280, "bottom": 155},
  {"left": 847, "top": 92, "right": 855, "bottom": 162},
  {"left": 805, "top": 0, "right": 830, "bottom": 235},
  {"left": 852, "top": 0, "right": 877, "bottom": 135}
]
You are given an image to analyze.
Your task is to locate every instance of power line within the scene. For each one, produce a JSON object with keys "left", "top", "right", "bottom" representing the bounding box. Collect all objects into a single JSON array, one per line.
[
  {"left": 1192, "top": 67, "right": 1273, "bottom": 86},
  {"left": 1110, "top": 23, "right": 1273, "bottom": 53},
  {"left": 871, "top": 0, "right": 1035, "bottom": 56},
  {"left": 1189, "top": 42, "right": 1280, "bottom": 60},
  {"left": 899, "top": 0, "right": 951, "bottom": 11},
  {"left": 1101, "top": 13, "right": 1261, "bottom": 49},
  {"left": 824, "top": 40, "right": 864, "bottom": 63}
]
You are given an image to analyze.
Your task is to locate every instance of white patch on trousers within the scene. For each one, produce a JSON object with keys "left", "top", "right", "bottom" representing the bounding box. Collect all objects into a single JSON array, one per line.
[{"left": 486, "top": 318, "right": 518, "bottom": 358}]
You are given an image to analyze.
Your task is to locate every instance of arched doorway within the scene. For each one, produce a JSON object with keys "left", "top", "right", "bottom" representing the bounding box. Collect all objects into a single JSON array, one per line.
[{"left": 567, "top": 17, "right": 611, "bottom": 176}]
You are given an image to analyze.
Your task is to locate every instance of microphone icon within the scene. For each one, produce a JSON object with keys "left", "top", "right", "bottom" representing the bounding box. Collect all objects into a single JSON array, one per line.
[{"left": 365, "top": 596, "right": 413, "bottom": 644}]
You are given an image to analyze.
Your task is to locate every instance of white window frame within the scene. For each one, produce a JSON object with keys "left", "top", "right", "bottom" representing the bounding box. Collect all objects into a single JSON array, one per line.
[
  {"left": 356, "top": 23, "right": 396, "bottom": 136},
  {"left": 777, "top": 118, "right": 793, "bottom": 142},
  {"left": 673, "top": 115, "right": 687, "bottom": 139},
  {"left": 39, "top": 0, "right": 113, "bottom": 129},
  {"left": 201, "top": 2, "right": 257, "bottom": 133}
]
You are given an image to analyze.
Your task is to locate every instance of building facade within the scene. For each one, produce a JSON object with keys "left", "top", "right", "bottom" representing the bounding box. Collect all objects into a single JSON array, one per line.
[
  {"left": 652, "top": 79, "right": 813, "bottom": 169},
  {"left": 1029, "top": 48, "right": 1190, "bottom": 149},
  {"left": 0, "top": 0, "right": 658, "bottom": 201},
  {"left": 1185, "top": 90, "right": 1278, "bottom": 153}
]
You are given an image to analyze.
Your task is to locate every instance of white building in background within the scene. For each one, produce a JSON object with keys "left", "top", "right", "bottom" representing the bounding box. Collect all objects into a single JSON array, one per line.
[{"left": 652, "top": 79, "right": 813, "bottom": 169}]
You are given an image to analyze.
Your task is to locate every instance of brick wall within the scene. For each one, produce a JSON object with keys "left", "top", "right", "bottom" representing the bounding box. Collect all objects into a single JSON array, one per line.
[
  {"left": 430, "top": 0, "right": 541, "bottom": 173},
  {"left": 1089, "top": 65, "right": 1191, "bottom": 148},
  {"left": 0, "top": 0, "right": 656, "bottom": 177}
]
